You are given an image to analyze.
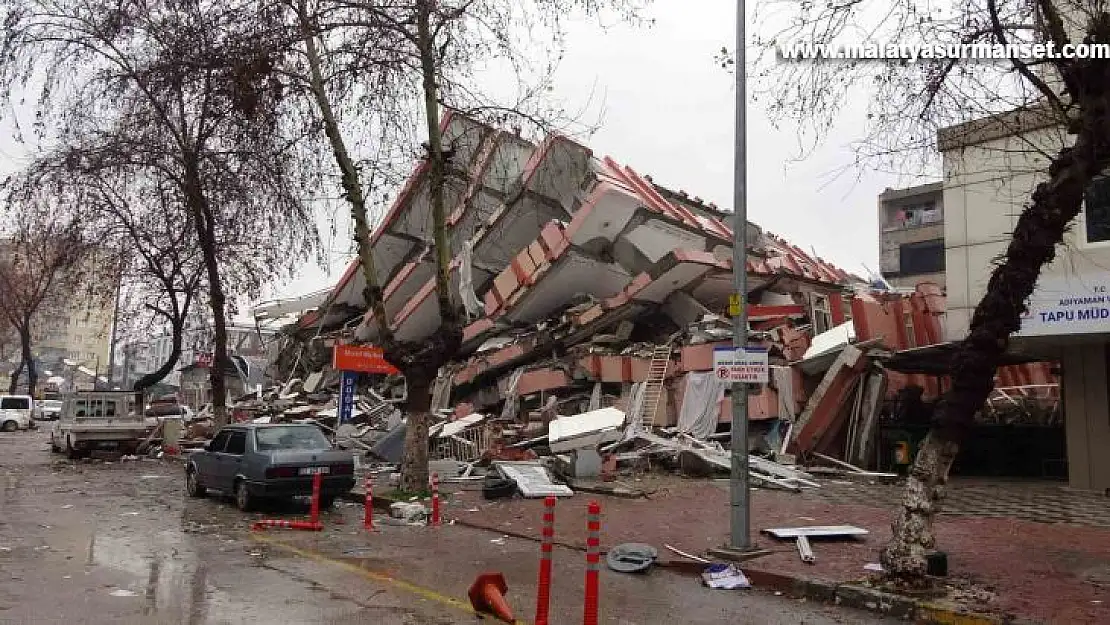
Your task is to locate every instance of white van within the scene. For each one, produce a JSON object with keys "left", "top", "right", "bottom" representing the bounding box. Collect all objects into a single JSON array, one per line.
[{"left": 0, "top": 395, "right": 35, "bottom": 432}]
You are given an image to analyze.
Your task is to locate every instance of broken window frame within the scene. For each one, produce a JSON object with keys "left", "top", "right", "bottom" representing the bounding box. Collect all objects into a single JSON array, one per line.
[{"left": 810, "top": 293, "right": 833, "bottom": 335}]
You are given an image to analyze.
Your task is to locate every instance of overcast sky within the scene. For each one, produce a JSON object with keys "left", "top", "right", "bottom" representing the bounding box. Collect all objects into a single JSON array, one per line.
[
  {"left": 266, "top": 0, "right": 937, "bottom": 302},
  {"left": 0, "top": 1, "right": 940, "bottom": 308}
]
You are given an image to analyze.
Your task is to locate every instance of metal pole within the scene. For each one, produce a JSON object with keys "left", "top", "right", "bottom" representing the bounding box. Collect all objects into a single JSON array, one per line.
[{"left": 728, "top": 0, "right": 751, "bottom": 551}]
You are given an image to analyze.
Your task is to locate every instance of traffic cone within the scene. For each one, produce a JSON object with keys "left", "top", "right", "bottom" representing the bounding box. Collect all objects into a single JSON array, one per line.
[{"left": 468, "top": 572, "right": 515, "bottom": 623}]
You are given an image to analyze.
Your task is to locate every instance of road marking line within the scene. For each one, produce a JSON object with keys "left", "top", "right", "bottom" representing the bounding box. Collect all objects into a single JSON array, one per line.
[{"left": 250, "top": 533, "right": 530, "bottom": 624}]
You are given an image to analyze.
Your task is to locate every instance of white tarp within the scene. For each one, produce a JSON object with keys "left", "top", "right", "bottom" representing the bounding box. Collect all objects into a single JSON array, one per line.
[
  {"left": 676, "top": 372, "right": 727, "bottom": 440},
  {"left": 494, "top": 462, "right": 574, "bottom": 497},
  {"left": 459, "top": 240, "right": 484, "bottom": 319},
  {"left": 548, "top": 407, "right": 625, "bottom": 453},
  {"left": 772, "top": 366, "right": 795, "bottom": 422}
]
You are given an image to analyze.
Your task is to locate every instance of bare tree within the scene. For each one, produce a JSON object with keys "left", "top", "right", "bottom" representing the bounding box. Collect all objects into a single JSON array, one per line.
[
  {"left": 5, "top": 154, "right": 208, "bottom": 398},
  {"left": 0, "top": 204, "right": 94, "bottom": 395},
  {"left": 0, "top": 0, "right": 323, "bottom": 425},
  {"left": 265, "top": 0, "right": 645, "bottom": 491},
  {"left": 730, "top": 0, "right": 1110, "bottom": 580}
]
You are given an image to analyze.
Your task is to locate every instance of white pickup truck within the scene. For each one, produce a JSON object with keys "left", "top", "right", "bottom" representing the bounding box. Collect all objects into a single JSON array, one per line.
[{"left": 50, "top": 392, "right": 147, "bottom": 458}]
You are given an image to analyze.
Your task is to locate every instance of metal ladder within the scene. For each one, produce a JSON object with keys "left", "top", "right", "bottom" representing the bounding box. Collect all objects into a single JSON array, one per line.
[{"left": 636, "top": 344, "right": 673, "bottom": 430}]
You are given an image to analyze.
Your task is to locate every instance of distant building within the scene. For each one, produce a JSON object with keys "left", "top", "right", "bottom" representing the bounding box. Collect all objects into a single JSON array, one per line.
[
  {"left": 878, "top": 182, "right": 946, "bottom": 290},
  {"left": 119, "top": 316, "right": 280, "bottom": 404},
  {"left": 0, "top": 238, "right": 118, "bottom": 389}
]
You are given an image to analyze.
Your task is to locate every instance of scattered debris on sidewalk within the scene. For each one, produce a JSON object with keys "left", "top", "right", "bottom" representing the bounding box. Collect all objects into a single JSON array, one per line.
[{"left": 701, "top": 564, "right": 751, "bottom": 590}]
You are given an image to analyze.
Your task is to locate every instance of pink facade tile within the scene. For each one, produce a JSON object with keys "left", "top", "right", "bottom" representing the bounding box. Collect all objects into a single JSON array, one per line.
[{"left": 516, "top": 369, "right": 571, "bottom": 396}]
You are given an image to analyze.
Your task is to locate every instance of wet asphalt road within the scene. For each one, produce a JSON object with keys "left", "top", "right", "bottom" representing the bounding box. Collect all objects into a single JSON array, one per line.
[{"left": 0, "top": 428, "right": 896, "bottom": 624}]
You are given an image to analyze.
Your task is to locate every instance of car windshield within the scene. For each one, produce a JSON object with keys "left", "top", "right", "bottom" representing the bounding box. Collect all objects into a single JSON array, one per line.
[
  {"left": 1, "top": 397, "right": 29, "bottom": 410},
  {"left": 254, "top": 426, "right": 331, "bottom": 451}
]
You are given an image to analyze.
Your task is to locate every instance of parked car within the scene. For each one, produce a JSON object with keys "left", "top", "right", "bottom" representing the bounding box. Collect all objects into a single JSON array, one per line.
[
  {"left": 185, "top": 423, "right": 355, "bottom": 512},
  {"left": 0, "top": 395, "right": 35, "bottom": 432},
  {"left": 37, "top": 399, "right": 63, "bottom": 421}
]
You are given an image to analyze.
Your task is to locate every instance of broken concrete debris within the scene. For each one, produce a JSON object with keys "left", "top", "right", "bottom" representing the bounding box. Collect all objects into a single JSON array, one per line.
[{"left": 208, "top": 113, "right": 1059, "bottom": 504}]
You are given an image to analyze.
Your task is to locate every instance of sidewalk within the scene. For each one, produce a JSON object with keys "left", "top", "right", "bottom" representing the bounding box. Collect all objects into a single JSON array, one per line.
[{"left": 446, "top": 474, "right": 1110, "bottom": 624}]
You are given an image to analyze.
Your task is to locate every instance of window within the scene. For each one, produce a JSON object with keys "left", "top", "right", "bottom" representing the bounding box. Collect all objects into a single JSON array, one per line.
[
  {"left": 225, "top": 431, "right": 247, "bottom": 455},
  {"left": 899, "top": 239, "right": 945, "bottom": 275},
  {"left": 1083, "top": 175, "right": 1110, "bottom": 246},
  {"left": 255, "top": 426, "right": 332, "bottom": 451},
  {"left": 811, "top": 293, "right": 833, "bottom": 334},
  {"left": 0, "top": 397, "right": 29, "bottom": 410},
  {"left": 209, "top": 430, "right": 231, "bottom": 453}
]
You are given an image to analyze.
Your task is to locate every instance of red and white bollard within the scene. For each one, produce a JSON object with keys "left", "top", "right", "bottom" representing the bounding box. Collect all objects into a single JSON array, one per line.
[
  {"left": 310, "top": 471, "right": 322, "bottom": 524},
  {"left": 363, "top": 475, "right": 374, "bottom": 531},
  {"left": 583, "top": 500, "right": 601, "bottom": 625},
  {"left": 430, "top": 473, "right": 441, "bottom": 527},
  {"left": 535, "top": 495, "right": 556, "bottom": 625}
]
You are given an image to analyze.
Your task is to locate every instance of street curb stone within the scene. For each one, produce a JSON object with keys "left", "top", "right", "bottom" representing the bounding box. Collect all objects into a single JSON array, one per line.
[{"left": 745, "top": 570, "right": 1045, "bottom": 625}]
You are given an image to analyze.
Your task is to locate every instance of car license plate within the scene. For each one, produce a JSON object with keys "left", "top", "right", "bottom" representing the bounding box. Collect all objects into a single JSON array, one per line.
[{"left": 299, "top": 466, "right": 330, "bottom": 476}]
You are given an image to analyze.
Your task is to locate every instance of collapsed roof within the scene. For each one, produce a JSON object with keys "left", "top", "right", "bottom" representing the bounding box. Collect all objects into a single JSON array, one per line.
[{"left": 298, "top": 112, "right": 861, "bottom": 352}]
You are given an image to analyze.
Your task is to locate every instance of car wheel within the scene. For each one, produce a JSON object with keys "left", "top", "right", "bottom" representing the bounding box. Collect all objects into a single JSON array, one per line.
[
  {"left": 234, "top": 480, "right": 254, "bottom": 512},
  {"left": 186, "top": 468, "right": 207, "bottom": 498},
  {"left": 50, "top": 434, "right": 61, "bottom": 454},
  {"left": 319, "top": 496, "right": 336, "bottom": 510},
  {"left": 0, "top": 420, "right": 16, "bottom": 433}
]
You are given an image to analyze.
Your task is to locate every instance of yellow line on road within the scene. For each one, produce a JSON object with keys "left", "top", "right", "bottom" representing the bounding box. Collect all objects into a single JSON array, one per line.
[{"left": 250, "top": 533, "right": 530, "bottom": 625}]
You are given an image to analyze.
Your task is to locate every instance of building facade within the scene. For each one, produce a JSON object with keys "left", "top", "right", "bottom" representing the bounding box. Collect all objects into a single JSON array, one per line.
[
  {"left": 878, "top": 182, "right": 946, "bottom": 290},
  {"left": 939, "top": 105, "right": 1110, "bottom": 492},
  {"left": 119, "top": 318, "right": 279, "bottom": 400}
]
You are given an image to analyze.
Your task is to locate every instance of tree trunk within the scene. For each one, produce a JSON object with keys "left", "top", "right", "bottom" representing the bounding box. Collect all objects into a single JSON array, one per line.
[
  {"left": 18, "top": 323, "right": 35, "bottom": 396},
  {"left": 882, "top": 98, "right": 1110, "bottom": 579},
  {"left": 396, "top": 1, "right": 463, "bottom": 492},
  {"left": 399, "top": 373, "right": 433, "bottom": 492},
  {"left": 8, "top": 359, "right": 22, "bottom": 394},
  {"left": 416, "top": 2, "right": 457, "bottom": 329},
  {"left": 296, "top": 2, "right": 392, "bottom": 341},
  {"left": 133, "top": 321, "right": 184, "bottom": 409},
  {"left": 183, "top": 160, "right": 230, "bottom": 427}
]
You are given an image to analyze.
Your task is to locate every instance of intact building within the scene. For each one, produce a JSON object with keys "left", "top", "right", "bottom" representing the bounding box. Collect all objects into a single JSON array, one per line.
[
  {"left": 878, "top": 182, "right": 946, "bottom": 290},
  {"left": 939, "top": 104, "right": 1110, "bottom": 493}
]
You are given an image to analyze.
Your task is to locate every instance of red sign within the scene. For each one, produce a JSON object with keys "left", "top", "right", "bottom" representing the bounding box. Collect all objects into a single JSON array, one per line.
[
  {"left": 196, "top": 353, "right": 213, "bottom": 368},
  {"left": 332, "top": 344, "right": 400, "bottom": 375}
]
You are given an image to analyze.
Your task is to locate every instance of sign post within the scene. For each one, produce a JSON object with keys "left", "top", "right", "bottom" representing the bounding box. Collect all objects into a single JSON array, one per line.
[
  {"left": 338, "top": 371, "right": 357, "bottom": 424},
  {"left": 332, "top": 344, "right": 399, "bottom": 426}
]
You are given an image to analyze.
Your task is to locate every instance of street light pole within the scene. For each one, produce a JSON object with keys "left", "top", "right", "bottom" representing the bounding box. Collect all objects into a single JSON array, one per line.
[{"left": 728, "top": 0, "right": 751, "bottom": 551}]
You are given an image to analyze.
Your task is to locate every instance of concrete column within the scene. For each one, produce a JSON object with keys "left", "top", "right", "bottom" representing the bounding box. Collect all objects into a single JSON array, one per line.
[{"left": 1062, "top": 343, "right": 1110, "bottom": 492}]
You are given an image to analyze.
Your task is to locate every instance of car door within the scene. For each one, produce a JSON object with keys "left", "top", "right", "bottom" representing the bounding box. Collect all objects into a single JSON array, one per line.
[
  {"left": 199, "top": 430, "right": 231, "bottom": 490},
  {"left": 219, "top": 430, "right": 248, "bottom": 490}
]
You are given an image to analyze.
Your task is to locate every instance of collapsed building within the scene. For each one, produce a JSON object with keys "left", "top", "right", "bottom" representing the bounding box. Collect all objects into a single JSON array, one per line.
[{"left": 271, "top": 112, "right": 1059, "bottom": 477}]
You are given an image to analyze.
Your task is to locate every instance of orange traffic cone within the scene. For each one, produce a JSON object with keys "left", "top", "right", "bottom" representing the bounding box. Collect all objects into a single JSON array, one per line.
[{"left": 468, "top": 572, "right": 515, "bottom": 623}]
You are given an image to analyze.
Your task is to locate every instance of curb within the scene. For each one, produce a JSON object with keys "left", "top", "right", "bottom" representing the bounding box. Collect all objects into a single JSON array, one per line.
[
  {"left": 744, "top": 570, "right": 1042, "bottom": 625},
  {"left": 337, "top": 487, "right": 397, "bottom": 512}
]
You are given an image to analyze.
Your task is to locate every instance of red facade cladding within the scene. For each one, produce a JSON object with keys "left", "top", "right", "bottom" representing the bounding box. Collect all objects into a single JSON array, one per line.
[
  {"left": 884, "top": 362, "right": 1056, "bottom": 401},
  {"left": 829, "top": 294, "right": 846, "bottom": 325}
]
